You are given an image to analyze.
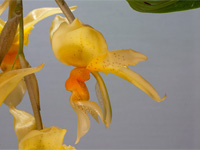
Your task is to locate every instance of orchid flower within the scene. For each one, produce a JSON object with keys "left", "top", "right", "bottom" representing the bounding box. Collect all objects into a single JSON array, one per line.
[
  {"left": 0, "top": 0, "right": 76, "bottom": 106},
  {"left": 49, "top": 15, "right": 166, "bottom": 144},
  {"left": 9, "top": 106, "right": 76, "bottom": 150}
]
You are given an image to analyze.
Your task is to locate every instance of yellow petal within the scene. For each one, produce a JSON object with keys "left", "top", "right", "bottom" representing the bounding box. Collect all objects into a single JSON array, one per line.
[
  {"left": 87, "top": 49, "right": 165, "bottom": 102},
  {"left": 76, "top": 100, "right": 104, "bottom": 124},
  {"left": 50, "top": 17, "right": 107, "bottom": 67},
  {"left": 0, "top": 0, "right": 9, "bottom": 16},
  {"left": 87, "top": 49, "right": 147, "bottom": 74},
  {"left": 92, "top": 72, "right": 112, "bottom": 128},
  {"left": 9, "top": 106, "right": 36, "bottom": 142},
  {"left": 19, "top": 126, "right": 67, "bottom": 150},
  {"left": 0, "top": 63, "right": 44, "bottom": 106},
  {"left": 70, "top": 98, "right": 90, "bottom": 144},
  {"left": 4, "top": 79, "right": 26, "bottom": 107},
  {"left": 114, "top": 67, "right": 166, "bottom": 102},
  {"left": 14, "top": 6, "right": 77, "bottom": 45}
]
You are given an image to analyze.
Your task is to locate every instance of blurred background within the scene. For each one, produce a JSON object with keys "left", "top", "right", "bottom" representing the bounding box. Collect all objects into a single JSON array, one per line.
[{"left": 0, "top": 0, "right": 200, "bottom": 149}]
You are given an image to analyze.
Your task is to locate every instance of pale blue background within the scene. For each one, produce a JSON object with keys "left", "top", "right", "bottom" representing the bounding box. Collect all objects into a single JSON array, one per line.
[{"left": 0, "top": 0, "right": 200, "bottom": 149}]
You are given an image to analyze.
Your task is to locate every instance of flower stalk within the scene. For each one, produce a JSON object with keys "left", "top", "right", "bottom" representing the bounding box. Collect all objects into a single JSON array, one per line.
[
  {"left": 55, "top": 0, "right": 75, "bottom": 23},
  {"left": 16, "top": 0, "right": 43, "bottom": 130},
  {"left": 19, "top": 54, "right": 43, "bottom": 130},
  {"left": 8, "top": 0, "right": 17, "bottom": 19}
]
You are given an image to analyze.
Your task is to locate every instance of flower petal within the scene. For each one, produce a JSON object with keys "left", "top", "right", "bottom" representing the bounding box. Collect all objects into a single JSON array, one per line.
[
  {"left": 92, "top": 72, "right": 112, "bottom": 128},
  {"left": 76, "top": 100, "right": 104, "bottom": 124},
  {"left": 70, "top": 98, "right": 90, "bottom": 144},
  {"left": 0, "top": 0, "right": 9, "bottom": 16},
  {"left": 4, "top": 79, "right": 26, "bottom": 107},
  {"left": 19, "top": 126, "right": 67, "bottom": 150},
  {"left": 114, "top": 67, "right": 166, "bottom": 102},
  {"left": 0, "top": 63, "right": 44, "bottom": 106},
  {"left": 87, "top": 49, "right": 147, "bottom": 74},
  {"left": 9, "top": 106, "right": 36, "bottom": 142},
  {"left": 87, "top": 49, "right": 166, "bottom": 102}
]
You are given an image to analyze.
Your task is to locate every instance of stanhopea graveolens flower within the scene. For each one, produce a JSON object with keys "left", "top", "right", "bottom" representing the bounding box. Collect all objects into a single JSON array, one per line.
[
  {"left": 49, "top": 15, "right": 166, "bottom": 144},
  {"left": 0, "top": 0, "right": 76, "bottom": 106}
]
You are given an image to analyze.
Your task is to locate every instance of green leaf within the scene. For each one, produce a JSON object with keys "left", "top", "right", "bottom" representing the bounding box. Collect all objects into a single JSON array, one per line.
[{"left": 127, "top": 0, "right": 200, "bottom": 13}]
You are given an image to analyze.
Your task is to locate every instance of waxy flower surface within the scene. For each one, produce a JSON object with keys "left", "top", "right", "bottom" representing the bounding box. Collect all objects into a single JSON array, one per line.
[{"left": 50, "top": 15, "right": 166, "bottom": 143}]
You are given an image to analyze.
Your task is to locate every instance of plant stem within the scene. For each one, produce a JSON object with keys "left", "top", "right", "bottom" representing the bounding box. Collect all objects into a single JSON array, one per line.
[
  {"left": 16, "top": 0, "right": 43, "bottom": 130},
  {"left": 16, "top": 0, "right": 23, "bottom": 55},
  {"left": 19, "top": 54, "right": 43, "bottom": 130},
  {"left": 55, "top": 0, "right": 75, "bottom": 23},
  {"left": 8, "top": 0, "right": 17, "bottom": 19}
]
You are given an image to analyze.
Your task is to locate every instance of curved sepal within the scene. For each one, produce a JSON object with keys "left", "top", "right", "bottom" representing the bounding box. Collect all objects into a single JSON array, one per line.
[
  {"left": 114, "top": 67, "right": 166, "bottom": 102},
  {"left": 4, "top": 79, "right": 26, "bottom": 107},
  {"left": 92, "top": 72, "right": 112, "bottom": 128},
  {"left": 87, "top": 49, "right": 165, "bottom": 102},
  {"left": 9, "top": 106, "right": 36, "bottom": 142},
  {"left": 70, "top": 98, "right": 90, "bottom": 144},
  {"left": 70, "top": 97, "right": 103, "bottom": 144},
  {"left": 0, "top": 63, "right": 44, "bottom": 106}
]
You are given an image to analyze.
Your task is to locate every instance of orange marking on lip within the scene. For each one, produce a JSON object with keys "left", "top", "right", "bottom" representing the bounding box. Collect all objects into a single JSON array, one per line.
[{"left": 65, "top": 68, "right": 90, "bottom": 100}]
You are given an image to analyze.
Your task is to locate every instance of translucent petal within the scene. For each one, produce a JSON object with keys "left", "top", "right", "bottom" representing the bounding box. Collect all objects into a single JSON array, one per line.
[
  {"left": 92, "top": 72, "right": 112, "bottom": 128},
  {"left": 19, "top": 126, "right": 67, "bottom": 150},
  {"left": 0, "top": 0, "right": 9, "bottom": 15},
  {"left": 0, "top": 63, "right": 44, "bottom": 106},
  {"left": 9, "top": 106, "right": 36, "bottom": 142},
  {"left": 114, "top": 67, "right": 166, "bottom": 102},
  {"left": 70, "top": 98, "right": 90, "bottom": 144},
  {"left": 4, "top": 79, "right": 26, "bottom": 107},
  {"left": 76, "top": 100, "right": 104, "bottom": 124}
]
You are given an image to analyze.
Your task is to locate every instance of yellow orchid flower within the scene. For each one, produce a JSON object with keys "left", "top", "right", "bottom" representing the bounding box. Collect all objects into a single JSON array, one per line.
[
  {"left": 49, "top": 15, "right": 166, "bottom": 144},
  {"left": 9, "top": 106, "right": 76, "bottom": 150},
  {"left": 0, "top": 63, "right": 44, "bottom": 106}
]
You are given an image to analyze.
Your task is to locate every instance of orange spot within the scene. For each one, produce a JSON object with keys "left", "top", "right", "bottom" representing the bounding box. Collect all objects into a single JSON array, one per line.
[
  {"left": 1, "top": 44, "right": 21, "bottom": 72},
  {"left": 65, "top": 68, "right": 90, "bottom": 100}
]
